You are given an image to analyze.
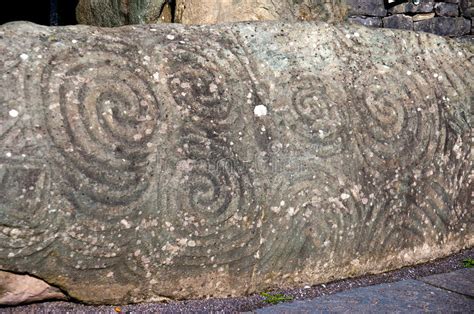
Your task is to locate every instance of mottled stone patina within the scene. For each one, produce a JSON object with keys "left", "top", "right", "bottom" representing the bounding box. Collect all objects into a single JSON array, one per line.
[{"left": 0, "top": 21, "right": 472, "bottom": 304}]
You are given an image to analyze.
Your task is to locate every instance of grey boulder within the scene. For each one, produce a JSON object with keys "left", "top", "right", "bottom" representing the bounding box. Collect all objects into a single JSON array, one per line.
[{"left": 0, "top": 21, "right": 472, "bottom": 304}]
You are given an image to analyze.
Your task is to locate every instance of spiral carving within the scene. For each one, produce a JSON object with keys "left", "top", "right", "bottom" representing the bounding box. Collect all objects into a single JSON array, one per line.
[
  {"left": 286, "top": 74, "right": 346, "bottom": 157},
  {"left": 41, "top": 40, "right": 160, "bottom": 217},
  {"left": 350, "top": 68, "right": 445, "bottom": 172},
  {"left": 156, "top": 36, "right": 261, "bottom": 271},
  {"left": 0, "top": 161, "right": 58, "bottom": 261}
]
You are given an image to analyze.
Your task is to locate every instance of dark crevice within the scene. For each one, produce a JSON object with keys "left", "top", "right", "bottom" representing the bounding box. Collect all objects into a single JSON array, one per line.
[
  {"left": 168, "top": 0, "right": 177, "bottom": 23},
  {"left": 158, "top": 0, "right": 177, "bottom": 23},
  {"left": 0, "top": 0, "right": 79, "bottom": 26}
]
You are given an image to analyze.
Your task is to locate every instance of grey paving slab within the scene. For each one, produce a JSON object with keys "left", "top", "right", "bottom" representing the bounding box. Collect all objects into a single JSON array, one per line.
[
  {"left": 420, "top": 268, "right": 474, "bottom": 297},
  {"left": 255, "top": 280, "right": 474, "bottom": 313}
]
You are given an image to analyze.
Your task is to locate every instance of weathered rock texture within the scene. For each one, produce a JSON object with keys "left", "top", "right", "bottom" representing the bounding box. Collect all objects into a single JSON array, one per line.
[
  {"left": 175, "top": 0, "right": 348, "bottom": 24},
  {"left": 76, "top": 0, "right": 171, "bottom": 26},
  {"left": 0, "top": 271, "right": 66, "bottom": 305},
  {"left": 0, "top": 21, "right": 473, "bottom": 304}
]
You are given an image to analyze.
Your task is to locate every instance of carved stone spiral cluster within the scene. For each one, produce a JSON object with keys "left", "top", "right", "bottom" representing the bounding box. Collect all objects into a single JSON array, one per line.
[
  {"left": 155, "top": 32, "right": 262, "bottom": 273},
  {"left": 38, "top": 38, "right": 162, "bottom": 274},
  {"left": 0, "top": 23, "right": 472, "bottom": 303},
  {"left": 42, "top": 40, "right": 160, "bottom": 216}
]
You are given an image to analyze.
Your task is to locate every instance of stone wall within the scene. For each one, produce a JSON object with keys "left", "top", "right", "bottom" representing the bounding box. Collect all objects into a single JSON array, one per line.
[{"left": 347, "top": 0, "right": 473, "bottom": 36}]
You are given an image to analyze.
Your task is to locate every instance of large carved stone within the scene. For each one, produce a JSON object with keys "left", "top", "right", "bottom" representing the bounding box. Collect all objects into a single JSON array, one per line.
[{"left": 0, "top": 21, "right": 472, "bottom": 304}]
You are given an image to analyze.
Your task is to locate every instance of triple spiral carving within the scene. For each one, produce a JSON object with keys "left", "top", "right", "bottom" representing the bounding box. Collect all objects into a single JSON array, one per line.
[
  {"left": 42, "top": 40, "right": 160, "bottom": 217},
  {"left": 157, "top": 36, "right": 261, "bottom": 271}
]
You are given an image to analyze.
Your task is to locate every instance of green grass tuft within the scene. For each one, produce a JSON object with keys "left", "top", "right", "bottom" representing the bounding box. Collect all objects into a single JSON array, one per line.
[
  {"left": 462, "top": 258, "right": 474, "bottom": 268},
  {"left": 260, "top": 292, "right": 294, "bottom": 305}
]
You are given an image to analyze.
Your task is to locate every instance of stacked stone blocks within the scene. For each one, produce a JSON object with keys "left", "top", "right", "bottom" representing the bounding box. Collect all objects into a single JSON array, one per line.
[{"left": 348, "top": 0, "right": 473, "bottom": 37}]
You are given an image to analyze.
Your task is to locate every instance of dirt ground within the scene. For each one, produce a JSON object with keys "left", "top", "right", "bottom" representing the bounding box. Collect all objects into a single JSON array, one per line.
[{"left": 1, "top": 247, "right": 473, "bottom": 313}]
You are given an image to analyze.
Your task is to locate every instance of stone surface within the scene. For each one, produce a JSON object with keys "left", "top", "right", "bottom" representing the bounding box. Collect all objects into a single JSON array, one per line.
[
  {"left": 460, "top": 0, "right": 474, "bottom": 16},
  {"left": 349, "top": 16, "right": 383, "bottom": 27},
  {"left": 389, "top": 0, "right": 435, "bottom": 13},
  {"left": 414, "top": 16, "right": 471, "bottom": 35},
  {"left": 0, "top": 271, "right": 66, "bottom": 305},
  {"left": 420, "top": 268, "right": 474, "bottom": 296},
  {"left": 435, "top": 2, "right": 460, "bottom": 16},
  {"left": 383, "top": 14, "right": 413, "bottom": 29},
  {"left": 175, "top": 0, "right": 348, "bottom": 24},
  {"left": 0, "top": 21, "right": 473, "bottom": 304},
  {"left": 76, "top": 0, "right": 169, "bottom": 26},
  {"left": 346, "top": 0, "right": 387, "bottom": 16},
  {"left": 413, "top": 12, "right": 436, "bottom": 21},
  {"left": 256, "top": 279, "right": 474, "bottom": 313}
]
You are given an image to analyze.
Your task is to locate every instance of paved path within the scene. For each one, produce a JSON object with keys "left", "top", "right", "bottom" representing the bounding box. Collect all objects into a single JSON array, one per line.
[{"left": 256, "top": 268, "right": 474, "bottom": 313}]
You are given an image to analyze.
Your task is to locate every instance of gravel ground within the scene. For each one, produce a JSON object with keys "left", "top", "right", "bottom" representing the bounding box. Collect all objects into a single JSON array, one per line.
[{"left": 1, "top": 247, "right": 473, "bottom": 313}]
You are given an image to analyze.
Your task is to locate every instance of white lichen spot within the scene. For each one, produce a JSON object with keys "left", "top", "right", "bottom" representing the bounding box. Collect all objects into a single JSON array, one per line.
[
  {"left": 287, "top": 207, "right": 296, "bottom": 216},
  {"left": 153, "top": 72, "right": 160, "bottom": 81},
  {"left": 166, "top": 34, "right": 175, "bottom": 40},
  {"left": 406, "top": 70, "right": 412, "bottom": 76},
  {"left": 187, "top": 240, "right": 196, "bottom": 247},
  {"left": 20, "top": 53, "right": 29, "bottom": 61},
  {"left": 5, "top": 152, "right": 12, "bottom": 158},
  {"left": 9, "top": 109, "right": 19, "bottom": 117},
  {"left": 280, "top": 200, "right": 285, "bottom": 206},
  {"left": 72, "top": 39, "right": 78, "bottom": 44},
  {"left": 254, "top": 105, "right": 267, "bottom": 117},
  {"left": 209, "top": 83, "right": 218, "bottom": 93},
  {"left": 340, "top": 193, "right": 350, "bottom": 200},
  {"left": 106, "top": 271, "right": 114, "bottom": 278},
  {"left": 120, "top": 219, "right": 131, "bottom": 229}
]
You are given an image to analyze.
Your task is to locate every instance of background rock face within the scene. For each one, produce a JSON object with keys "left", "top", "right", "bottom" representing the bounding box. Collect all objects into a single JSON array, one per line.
[
  {"left": 76, "top": 0, "right": 170, "bottom": 26},
  {"left": 175, "top": 0, "right": 348, "bottom": 24},
  {"left": 0, "top": 21, "right": 472, "bottom": 304},
  {"left": 75, "top": 0, "right": 473, "bottom": 37}
]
